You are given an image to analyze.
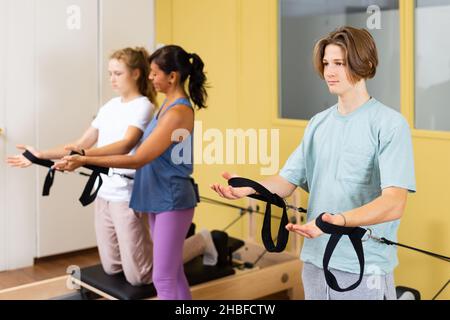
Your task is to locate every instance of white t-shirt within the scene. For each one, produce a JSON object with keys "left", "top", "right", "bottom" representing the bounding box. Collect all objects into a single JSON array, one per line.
[{"left": 91, "top": 96, "right": 154, "bottom": 202}]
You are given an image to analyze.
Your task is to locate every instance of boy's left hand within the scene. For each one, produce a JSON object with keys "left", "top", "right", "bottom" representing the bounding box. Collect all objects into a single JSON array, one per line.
[{"left": 285, "top": 213, "right": 345, "bottom": 239}]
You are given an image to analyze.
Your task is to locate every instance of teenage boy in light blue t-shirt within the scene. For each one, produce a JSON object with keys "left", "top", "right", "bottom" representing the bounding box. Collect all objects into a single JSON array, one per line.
[{"left": 211, "top": 26, "right": 416, "bottom": 300}]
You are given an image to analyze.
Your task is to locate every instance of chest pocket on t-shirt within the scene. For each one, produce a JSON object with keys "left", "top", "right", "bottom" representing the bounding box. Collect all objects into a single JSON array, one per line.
[{"left": 337, "top": 151, "right": 374, "bottom": 185}]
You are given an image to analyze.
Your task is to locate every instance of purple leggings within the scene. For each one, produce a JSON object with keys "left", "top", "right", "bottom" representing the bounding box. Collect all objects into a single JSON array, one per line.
[{"left": 148, "top": 208, "right": 194, "bottom": 300}]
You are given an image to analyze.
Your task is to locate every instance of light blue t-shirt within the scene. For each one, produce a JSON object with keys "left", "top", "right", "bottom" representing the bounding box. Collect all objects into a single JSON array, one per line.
[{"left": 279, "top": 98, "right": 416, "bottom": 275}]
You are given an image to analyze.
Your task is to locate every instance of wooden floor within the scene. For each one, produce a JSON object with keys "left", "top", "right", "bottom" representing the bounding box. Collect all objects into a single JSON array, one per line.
[
  {"left": 0, "top": 248, "right": 100, "bottom": 290},
  {"left": 0, "top": 248, "right": 290, "bottom": 299}
]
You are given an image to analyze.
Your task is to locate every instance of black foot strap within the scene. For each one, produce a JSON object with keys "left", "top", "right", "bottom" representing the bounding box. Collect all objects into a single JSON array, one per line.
[
  {"left": 228, "top": 177, "right": 289, "bottom": 253},
  {"left": 315, "top": 213, "right": 367, "bottom": 292},
  {"left": 23, "top": 150, "right": 109, "bottom": 206}
]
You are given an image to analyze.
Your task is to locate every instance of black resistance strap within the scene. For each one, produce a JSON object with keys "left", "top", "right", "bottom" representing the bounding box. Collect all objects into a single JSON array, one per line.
[
  {"left": 23, "top": 150, "right": 109, "bottom": 206},
  {"left": 315, "top": 212, "right": 450, "bottom": 292},
  {"left": 200, "top": 191, "right": 450, "bottom": 295},
  {"left": 69, "top": 151, "right": 110, "bottom": 206},
  {"left": 23, "top": 150, "right": 201, "bottom": 207},
  {"left": 315, "top": 212, "right": 367, "bottom": 292},
  {"left": 22, "top": 150, "right": 56, "bottom": 196},
  {"left": 228, "top": 177, "right": 289, "bottom": 253}
]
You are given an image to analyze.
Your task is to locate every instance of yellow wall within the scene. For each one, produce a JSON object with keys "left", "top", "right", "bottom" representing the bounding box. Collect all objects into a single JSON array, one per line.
[{"left": 156, "top": 0, "right": 449, "bottom": 300}]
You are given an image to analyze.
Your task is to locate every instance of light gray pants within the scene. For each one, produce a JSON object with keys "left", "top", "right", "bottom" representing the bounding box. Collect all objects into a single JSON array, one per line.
[{"left": 302, "top": 262, "right": 397, "bottom": 300}]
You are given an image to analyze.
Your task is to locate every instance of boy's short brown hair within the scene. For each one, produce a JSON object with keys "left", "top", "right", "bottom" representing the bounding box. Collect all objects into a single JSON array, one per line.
[{"left": 313, "top": 26, "right": 378, "bottom": 84}]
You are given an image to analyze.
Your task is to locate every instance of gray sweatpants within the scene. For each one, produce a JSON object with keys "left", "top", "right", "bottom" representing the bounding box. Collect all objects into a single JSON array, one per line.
[{"left": 302, "top": 262, "right": 397, "bottom": 300}]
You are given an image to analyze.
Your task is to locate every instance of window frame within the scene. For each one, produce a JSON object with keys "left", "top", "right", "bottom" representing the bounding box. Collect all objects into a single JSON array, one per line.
[{"left": 272, "top": 0, "right": 450, "bottom": 139}]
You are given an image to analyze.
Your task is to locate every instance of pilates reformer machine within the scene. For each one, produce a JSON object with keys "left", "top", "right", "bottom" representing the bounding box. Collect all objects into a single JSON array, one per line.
[
  {"left": 0, "top": 192, "right": 306, "bottom": 300},
  {"left": 71, "top": 231, "right": 304, "bottom": 300},
  {"left": 0, "top": 152, "right": 306, "bottom": 299},
  {"left": 1, "top": 154, "right": 447, "bottom": 300},
  {"left": 0, "top": 153, "right": 307, "bottom": 300}
]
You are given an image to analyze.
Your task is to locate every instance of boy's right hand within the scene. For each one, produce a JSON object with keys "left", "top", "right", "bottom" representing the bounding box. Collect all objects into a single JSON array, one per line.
[{"left": 210, "top": 172, "right": 256, "bottom": 200}]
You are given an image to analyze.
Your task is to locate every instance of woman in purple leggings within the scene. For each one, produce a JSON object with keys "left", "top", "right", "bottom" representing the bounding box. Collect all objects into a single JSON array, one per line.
[{"left": 56, "top": 45, "right": 208, "bottom": 300}]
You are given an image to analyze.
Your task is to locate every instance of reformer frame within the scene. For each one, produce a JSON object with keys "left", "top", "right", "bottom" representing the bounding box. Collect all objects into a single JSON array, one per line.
[{"left": 0, "top": 191, "right": 305, "bottom": 300}]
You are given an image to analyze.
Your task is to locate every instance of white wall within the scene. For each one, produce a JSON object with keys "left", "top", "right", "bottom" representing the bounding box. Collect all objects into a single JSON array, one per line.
[
  {"left": 100, "top": 0, "right": 155, "bottom": 104},
  {"left": 35, "top": 0, "right": 100, "bottom": 258},
  {"left": 1, "top": 0, "right": 38, "bottom": 270},
  {"left": 0, "top": 0, "right": 8, "bottom": 272},
  {"left": 0, "top": 0, "right": 155, "bottom": 271}
]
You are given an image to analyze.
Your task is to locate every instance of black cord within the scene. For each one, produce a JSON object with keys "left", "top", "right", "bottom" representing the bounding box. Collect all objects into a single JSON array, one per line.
[
  {"left": 253, "top": 246, "right": 270, "bottom": 266},
  {"left": 380, "top": 238, "right": 450, "bottom": 263},
  {"left": 78, "top": 172, "right": 91, "bottom": 177},
  {"left": 200, "top": 196, "right": 266, "bottom": 215},
  {"left": 287, "top": 204, "right": 307, "bottom": 213},
  {"left": 200, "top": 196, "right": 307, "bottom": 219},
  {"left": 223, "top": 210, "right": 247, "bottom": 232},
  {"left": 432, "top": 279, "right": 449, "bottom": 300},
  {"left": 200, "top": 196, "right": 306, "bottom": 233},
  {"left": 200, "top": 196, "right": 263, "bottom": 232}
]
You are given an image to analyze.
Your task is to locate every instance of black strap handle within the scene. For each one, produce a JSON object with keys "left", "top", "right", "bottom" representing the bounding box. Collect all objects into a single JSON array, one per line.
[
  {"left": 23, "top": 150, "right": 110, "bottom": 206},
  {"left": 23, "top": 150, "right": 56, "bottom": 196},
  {"left": 228, "top": 177, "right": 289, "bottom": 253},
  {"left": 78, "top": 171, "right": 103, "bottom": 206},
  {"left": 22, "top": 150, "right": 54, "bottom": 168},
  {"left": 42, "top": 168, "right": 55, "bottom": 196},
  {"left": 315, "top": 213, "right": 367, "bottom": 292},
  {"left": 68, "top": 151, "right": 110, "bottom": 175},
  {"left": 69, "top": 151, "right": 109, "bottom": 206}
]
